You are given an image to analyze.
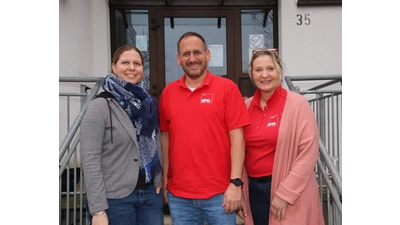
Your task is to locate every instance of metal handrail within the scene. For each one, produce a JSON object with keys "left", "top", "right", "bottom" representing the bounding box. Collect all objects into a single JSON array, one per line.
[
  {"left": 319, "top": 138, "right": 342, "bottom": 195},
  {"left": 59, "top": 77, "right": 104, "bottom": 225},
  {"left": 59, "top": 77, "right": 103, "bottom": 163},
  {"left": 284, "top": 75, "right": 342, "bottom": 92},
  {"left": 284, "top": 75, "right": 342, "bottom": 225}
]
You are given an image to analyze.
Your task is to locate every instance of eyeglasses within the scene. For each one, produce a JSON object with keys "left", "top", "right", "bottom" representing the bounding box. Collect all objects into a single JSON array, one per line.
[
  {"left": 179, "top": 49, "right": 206, "bottom": 58},
  {"left": 252, "top": 48, "right": 279, "bottom": 55}
]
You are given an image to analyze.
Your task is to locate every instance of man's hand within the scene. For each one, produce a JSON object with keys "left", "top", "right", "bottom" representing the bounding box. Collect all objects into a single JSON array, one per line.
[
  {"left": 162, "top": 179, "right": 168, "bottom": 204},
  {"left": 237, "top": 195, "right": 249, "bottom": 219},
  {"left": 222, "top": 184, "right": 243, "bottom": 214}
]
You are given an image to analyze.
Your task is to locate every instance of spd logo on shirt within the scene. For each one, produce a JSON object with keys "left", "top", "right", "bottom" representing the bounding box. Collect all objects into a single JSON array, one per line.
[
  {"left": 267, "top": 114, "right": 278, "bottom": 127},
  {"left": 200, "top": 93, "right": 214, "bottom": 104}
]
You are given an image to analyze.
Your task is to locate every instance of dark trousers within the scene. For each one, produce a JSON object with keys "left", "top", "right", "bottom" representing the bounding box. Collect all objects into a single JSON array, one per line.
[{"left": 249, "top": 178, "right": 272, "bottom": 225}]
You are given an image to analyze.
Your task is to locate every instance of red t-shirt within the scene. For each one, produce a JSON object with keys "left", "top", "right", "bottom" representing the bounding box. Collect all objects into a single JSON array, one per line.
[
  {"left": 159, "top": 71, "right": 250, "bottom": 198},
  {"left": 244, "top": 86, "right": 287, "bottom": 177}
]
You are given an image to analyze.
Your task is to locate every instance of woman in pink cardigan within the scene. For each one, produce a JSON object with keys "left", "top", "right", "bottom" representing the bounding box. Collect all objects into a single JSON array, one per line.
[{"left": 238, "top": 49, "right": 324, "bottom": 225}]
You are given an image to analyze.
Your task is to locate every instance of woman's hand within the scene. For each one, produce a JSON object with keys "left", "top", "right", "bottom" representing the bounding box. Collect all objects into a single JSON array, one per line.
[
  {"left": 270, "top": 195, "right": 288, "bottom": 222},
  {"left": 156, "top": 181, "right": 163, "bottom": 194},
  {"left": 92, "top": 214, "right": 109, "bottom": 225}
]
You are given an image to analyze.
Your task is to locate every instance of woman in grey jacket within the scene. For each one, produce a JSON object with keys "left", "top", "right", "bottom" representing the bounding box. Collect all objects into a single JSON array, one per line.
[{"left": 80, "top": 45, "right": 163, "bottom": 225}]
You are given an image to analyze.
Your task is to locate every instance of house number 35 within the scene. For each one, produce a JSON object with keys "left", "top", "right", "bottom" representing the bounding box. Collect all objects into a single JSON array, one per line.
[{"left": 296, "top": 14, "right": 311, "bottom": 25}]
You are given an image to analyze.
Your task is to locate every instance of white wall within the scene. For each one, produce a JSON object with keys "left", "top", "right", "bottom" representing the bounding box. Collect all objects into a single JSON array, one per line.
[
  {"left": 59, "top": 0, "right": 110, "bottom": 78},
  {"left": 278, "top": 1, "right": 342, "bottom": 175},
  {"left": 279, "top": 1, "right": 342, "bottom": 77},
  {"left": 59, "top": 0, "right": 110, "bottom": 165}
]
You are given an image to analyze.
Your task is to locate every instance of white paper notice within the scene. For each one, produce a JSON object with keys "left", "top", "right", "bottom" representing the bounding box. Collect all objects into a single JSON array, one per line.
[
  {"left": 208, "top": 45, "right": 223, "bottom": 67},
  {"left": 136, "top": 35, "right": 148, "bottom": 51}
]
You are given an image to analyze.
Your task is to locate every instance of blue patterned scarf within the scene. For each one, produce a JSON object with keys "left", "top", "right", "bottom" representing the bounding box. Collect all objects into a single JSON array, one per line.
[{"left": 102, "top": 74, "right": 162, "bottom": 183}]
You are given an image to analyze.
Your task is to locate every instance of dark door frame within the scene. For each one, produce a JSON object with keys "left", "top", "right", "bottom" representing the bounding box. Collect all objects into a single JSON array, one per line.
[
  {"left": 150, "top": 8, "right": 236, "bottom": 98},
  {"left": 109, "top": 5, "right": 278, "bottom": 99}
]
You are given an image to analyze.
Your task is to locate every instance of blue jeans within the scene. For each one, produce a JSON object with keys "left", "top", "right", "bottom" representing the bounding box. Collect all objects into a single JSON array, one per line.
[
  {"left": 248, "top": 178, "right": 272, "bottom": 225},
  {"left": 167, "top": 192, "right": 236, "bottom": 225},
  {"left": 87, "top": 186, "right": 164, "bottom": 225}
]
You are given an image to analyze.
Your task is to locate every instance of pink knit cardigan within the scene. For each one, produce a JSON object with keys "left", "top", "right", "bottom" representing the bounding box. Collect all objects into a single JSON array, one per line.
[{"left": 241, "top": 90, "right": 325, "bottom": 225}]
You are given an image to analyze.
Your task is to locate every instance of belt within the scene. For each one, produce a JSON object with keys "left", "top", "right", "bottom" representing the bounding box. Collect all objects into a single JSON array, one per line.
[{"left": 249, "top": 175, "right": 272, "bottom": 183}]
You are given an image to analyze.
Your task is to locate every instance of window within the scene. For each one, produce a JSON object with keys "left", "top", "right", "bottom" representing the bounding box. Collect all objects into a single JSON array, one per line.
[
  {"left": 297, "top": 0, "right": 341, "bottom": 6},
  {"left": 241, "top": 9, "right": 274, "bottom": 74}
]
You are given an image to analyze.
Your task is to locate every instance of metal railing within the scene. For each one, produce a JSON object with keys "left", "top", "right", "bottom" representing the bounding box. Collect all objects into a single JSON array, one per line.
[
  {"left": 59, "top": 77, "right": 104, "bottom": 225},
  {"left": 284, "top": 75, "right": 342, "bottom": 225}
]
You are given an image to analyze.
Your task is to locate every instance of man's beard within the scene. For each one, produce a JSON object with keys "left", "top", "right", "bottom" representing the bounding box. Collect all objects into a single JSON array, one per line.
[{"left": 183, "top": 62, "right": 205, "bottom": 79}]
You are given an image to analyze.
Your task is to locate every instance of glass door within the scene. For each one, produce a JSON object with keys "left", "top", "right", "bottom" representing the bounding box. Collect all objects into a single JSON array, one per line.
[
  {"left": 152, "top": 9, "right": 235, "bottom": 99},
  {"left": 163, "top": 17, "right": 227, "bottom": 84}
]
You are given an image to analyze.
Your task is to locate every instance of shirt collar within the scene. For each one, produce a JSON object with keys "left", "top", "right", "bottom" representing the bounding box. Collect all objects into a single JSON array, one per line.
[
  {"left": 177, "top": 70, "right": 212, "bottom": 90},
  {"left": 252, "top": 85, "right": 282, "bottom": 108}
]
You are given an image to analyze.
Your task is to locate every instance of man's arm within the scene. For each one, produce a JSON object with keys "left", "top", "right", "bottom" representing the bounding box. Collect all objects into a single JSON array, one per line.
[
  {"left": 222, "top": 127, "right": 245, "bottom": 214},
  {"left": 161, "top": 131, "right": 169, "bottom": 204}
]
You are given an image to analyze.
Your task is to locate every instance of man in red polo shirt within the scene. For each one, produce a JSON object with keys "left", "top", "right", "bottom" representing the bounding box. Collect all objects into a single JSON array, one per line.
[{"left": 159, "top": 31, "right": 250, "bottom": 225}]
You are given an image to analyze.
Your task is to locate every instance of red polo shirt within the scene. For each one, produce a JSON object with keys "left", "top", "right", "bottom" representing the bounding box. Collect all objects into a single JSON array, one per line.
[
  {"left": 244, "top": 86, "right": 287, "bottom": 177},
  {"left": 159, "top": 71, "right": 250, "bottom": 198}
]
